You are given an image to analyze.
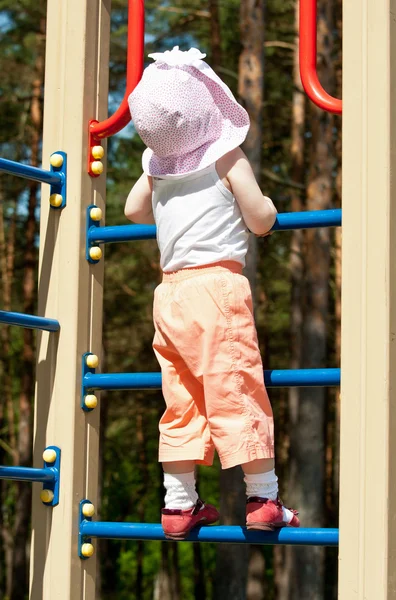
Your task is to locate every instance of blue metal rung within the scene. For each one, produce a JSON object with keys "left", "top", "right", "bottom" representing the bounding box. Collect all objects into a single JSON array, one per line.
[
  {"left": 0, "top": 446, "right": 61, "bottom": 507},
  {"left": 0, "top": 310, "right": 60, "bottom": 332},
  {"left": 0, "top": 157, "right": 62, "bottom": 185},
  {"left": 79, "top": 518, "right": 338, "bottom": 548},
  {"left": 88, "top": 223, "right": 156, "bottom": 245},
  {"left": 273, "top": 209, "right": 342, "bottom": 231},
  {"left": 0, "top": 466, "right": 55, "bottom": 483},
  {"left": 0, "top": 152, "right": 67, "bottom": 209},
  {"left": 87, "top": 209, "right": 342, "bottom": 246},
  {"left": 82, "top": 368, "right": 340, "bottom": 395},
  {"left": 265, "top": 368, "right": 340, "bottom": 387}
]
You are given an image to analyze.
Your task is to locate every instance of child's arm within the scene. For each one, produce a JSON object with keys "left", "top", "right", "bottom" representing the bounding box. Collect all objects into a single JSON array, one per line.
[
  {"left": 217, "top": 148, "right": 277, "bottom": 236},
  {"left": 124, "top": 173, "right": 155, "bottom": 224}
]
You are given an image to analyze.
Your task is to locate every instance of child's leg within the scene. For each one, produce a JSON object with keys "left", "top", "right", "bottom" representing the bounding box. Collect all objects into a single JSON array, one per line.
[
  {"left": 162, "top": 460, "right": 198, "bottom": 510},
  {"left": 242, "top": 458, "right": 274, "bottom": 474},
  {"left": 241, "top": 458, "right": 299, "bottom": 528},
  {"left": 161, "top": 460, "right": 219, "bottom": 540},
  {"left": 163, "top": 460, "right": 196, "bottom": 474}
]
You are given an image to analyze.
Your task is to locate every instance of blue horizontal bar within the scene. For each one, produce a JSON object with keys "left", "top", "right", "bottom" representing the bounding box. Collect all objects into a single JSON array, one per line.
[
  {"left": 80, "top": 521, "right": 338, "bottom": 546},
  {"left": 84, "top": 371, "right": 161, "bottom": 391},
  {"left": 88, "top": 224, "right": 156, "bottom": 244},
  {"left": 0, "top": 466, "right": 56, "bottom": 483},
  {"left": 84, "top": 368, "right": 340, "bottom": 392},
  {"left": 273, "top": 209, "right": 341, "bottom": 231},
  {"left": 265, "top": 368, "right": 340, "bottom": 387},
  {"left": 0, "top": 157, "right": 63, "bottom": 186},
  {"left": 87, "top": 209, "right": 342, "bottom": 245},
  {"left": 0, "top": 311, "right": 60, "bottom": 332}
]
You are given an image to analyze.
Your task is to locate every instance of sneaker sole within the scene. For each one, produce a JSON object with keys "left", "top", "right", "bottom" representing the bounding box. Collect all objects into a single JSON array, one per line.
[
  {"left": 164, "top": 531, "right": 191, "bottom": 540},
  {"left": 163, "top": 518, "right": 218, "bottom": 541},
  {"left": 246, "top": 522, "right": 293, "bottom": 531}
]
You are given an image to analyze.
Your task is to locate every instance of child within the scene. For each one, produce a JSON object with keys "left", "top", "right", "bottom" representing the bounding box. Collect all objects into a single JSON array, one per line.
[{"left": 125, "top": 46, "right": 299, "bottom": 540}]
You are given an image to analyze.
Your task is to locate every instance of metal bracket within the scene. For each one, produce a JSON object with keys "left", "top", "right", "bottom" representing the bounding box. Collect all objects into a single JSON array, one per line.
[
  {"left": 79, "top": 499, "right": 93, "bottom": 559},
  {"left": 81, "top": 352, "right": 96, "bottom": 412},
  {"left": 86, "top": 205, "right": 101, "bottom": 264},
  {"left": 49, "top": 151, "right": 67, "bottom": 209},
  {"left": 41, "top": 446, "right": 61, "bottom": 507}
]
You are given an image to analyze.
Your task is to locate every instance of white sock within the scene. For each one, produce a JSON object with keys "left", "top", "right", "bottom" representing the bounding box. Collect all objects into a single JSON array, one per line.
[
  {"left": 244, "top": 469, "right": 279, "bottom": 501},
  {"left": 163, "top": 472, "right": 198, "bottom": 510},
  {"left": 282, "top": 507, "right": 295, "bottom": 524}
]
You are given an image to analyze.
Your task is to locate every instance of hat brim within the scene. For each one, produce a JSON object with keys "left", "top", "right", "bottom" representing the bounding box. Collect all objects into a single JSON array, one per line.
[{"left": 142, "top": 116, "right": 250, "bottom": 179}]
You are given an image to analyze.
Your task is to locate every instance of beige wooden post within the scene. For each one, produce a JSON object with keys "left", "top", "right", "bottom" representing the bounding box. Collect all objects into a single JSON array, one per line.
[
  {"left": 29, "top": 1, "right": 110, "bottom": 598},
  {"left": 339, "top": 0, "right": 396, "bottom": 598}
]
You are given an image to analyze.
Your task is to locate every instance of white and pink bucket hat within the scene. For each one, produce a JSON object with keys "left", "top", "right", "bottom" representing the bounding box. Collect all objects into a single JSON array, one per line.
[{"left": 128, "top": 46, "right": 250, "bottom": 178}]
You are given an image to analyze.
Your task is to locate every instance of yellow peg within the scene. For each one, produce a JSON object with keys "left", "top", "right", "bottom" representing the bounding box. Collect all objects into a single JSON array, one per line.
[
  {"left": 43, "top": 449, "right": 57, "bottom": 463},
  {"left": 50, "top": 153, "right": 64, "bottom": 168},
  {"left": 91, "top": 161, "right": 104, "bottom": 175},
  {"left": 84, "top": 394, "right": 98, "bottom": 409},
  {"left": 49, "top": 193, "right": 63, "bottom": 208},
  {"left": 89, "top": 246, "right": 102, "bottom": 261},
  {"left": 92, "top": 146, "right": 105, "bottom": 160},
  {"left": 81, "top": 543, "right": 94, "bottom": 558},
  {"left": 90, "top": 207, "right": 103, "bottom": 221},
  {"left": 86, "top": 354, "right": 99, "bottom": 369},
  {"left": 40, "top": 489, "right": 54, "bottom": 504},
  {"left": 82, "top": 503, "right": 95, "bottom": 518}
]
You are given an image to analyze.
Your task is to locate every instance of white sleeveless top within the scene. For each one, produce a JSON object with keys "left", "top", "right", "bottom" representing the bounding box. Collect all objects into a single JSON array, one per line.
[{"left": 152, "top": 163, "right": 249, "bottom": 272}]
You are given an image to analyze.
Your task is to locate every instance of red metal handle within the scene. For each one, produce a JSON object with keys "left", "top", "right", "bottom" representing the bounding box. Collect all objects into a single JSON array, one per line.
[
  {"left": 299, "top": 0, "right": 342, "bottom": 115},
  {"left": 91, "top": 0, "right": 145, "bottom": 140}
]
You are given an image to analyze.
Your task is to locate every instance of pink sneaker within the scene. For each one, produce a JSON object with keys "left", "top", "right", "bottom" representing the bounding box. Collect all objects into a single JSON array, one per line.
[
  {"left": 246, "top": 496, "right": 300, "bottom": 531},
  {"left": 161, "top": 499, "right": 220, "bottom": 540}
]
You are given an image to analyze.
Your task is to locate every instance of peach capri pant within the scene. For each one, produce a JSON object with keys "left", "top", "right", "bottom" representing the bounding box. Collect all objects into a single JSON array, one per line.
[{"left": 152, "top": 261, "right": 275, "bottom": 470}]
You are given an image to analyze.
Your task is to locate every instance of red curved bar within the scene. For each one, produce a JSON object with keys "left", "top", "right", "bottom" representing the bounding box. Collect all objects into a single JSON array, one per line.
[
  {"left": 299, "top": 0, "right": 342, "bottom": 115},
  {"left": 90, "top": 0, "right": 144, "bottom": 140}
]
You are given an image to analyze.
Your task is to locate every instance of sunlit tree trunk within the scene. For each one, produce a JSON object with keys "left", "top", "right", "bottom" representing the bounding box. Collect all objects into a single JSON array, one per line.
[{"left": 215, "top": 1, "right": 266, "bottom": 599}]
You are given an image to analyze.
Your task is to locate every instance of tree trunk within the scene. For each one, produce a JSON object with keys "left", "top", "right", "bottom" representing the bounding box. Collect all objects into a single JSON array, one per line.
[
  {"left": 240, "top": 2, "right": 266, "bottom": 598},
  {"left": 135, "top": 405, "right": 148, "bottom": 599},
  {"left": 214, "top": 466, "right": 249, "bottom": 600},
  {"left": 275, "top": 1, "right": 306, "bottom": 597},
  {"left": 332, "top": 0, "right": 342, "bottom": 520},
  {"left": 10, "top": 19, "right": 45, "bottom": 599},
  {"left": 208, "top": 0, "right": 222, "bottom": 71},
  {"left": 279, "top": 1, "right": 335, "bottom": 598},
  {"left": 0, "top": 189, "right": 18, "bottom": 597},
  {"left": 153, "top": 542, "right": 181, "bottom": 600},
  {"left": 193, "top": 544, "right": 206, "bottom": 600},
  {"left": 238, "top": 0, "right": 265, "bottom": 302}
]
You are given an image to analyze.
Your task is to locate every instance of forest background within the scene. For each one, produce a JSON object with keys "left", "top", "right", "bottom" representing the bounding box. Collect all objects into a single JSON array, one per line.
[{"left": 0, "top": 0, "right": 342, "bottom": 599}]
